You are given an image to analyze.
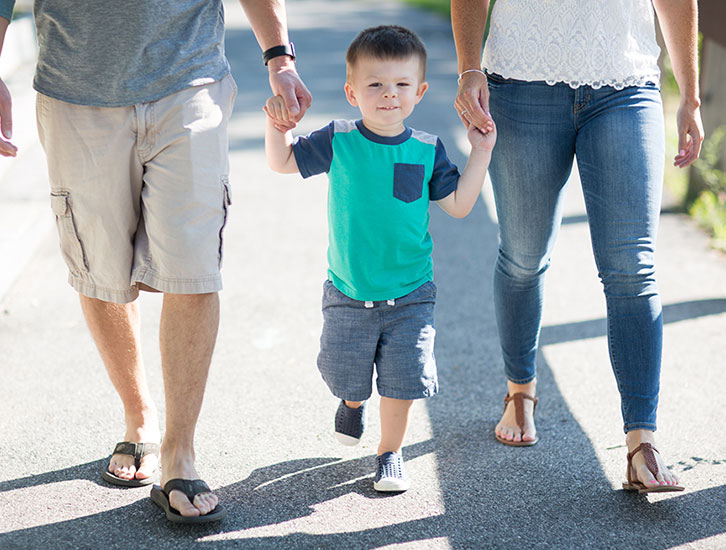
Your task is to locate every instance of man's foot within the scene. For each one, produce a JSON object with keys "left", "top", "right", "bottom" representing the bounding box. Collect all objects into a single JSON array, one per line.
[
  {"left": 103, "top": 442, "right": 160, "bottom": 487},
  {"left": 106, "top": 418, "right": 161, "bottom": 484},
  {"left": 623, "top": 430, "right": 684, "bottom": 492},
  {"left": 373, "top": 451, "right": 409, "bottom": 492},
  {"left": 159, "top": 446, "right": 220, "bottom": 519},
  {"left": 494, "top": 380, "right": 537, "bottom": 445},
  {"left": 335, "top": 400, "right": 367, "bottom": 446},
  {"left": 150, "top": 479, "right": 226, "bottom": 524}
]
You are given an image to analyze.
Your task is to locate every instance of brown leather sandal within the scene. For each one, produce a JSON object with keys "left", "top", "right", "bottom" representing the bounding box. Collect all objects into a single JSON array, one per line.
[
  {"left": 495, "top": 392, "right": 539, "bottom": 447},
  {"left": 622, "top": 442, "right": 684, "bottom": 493}
]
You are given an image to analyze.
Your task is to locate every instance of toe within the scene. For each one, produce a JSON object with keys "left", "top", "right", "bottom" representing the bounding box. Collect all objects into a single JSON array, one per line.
[
  {"left": 635, "top": 464, "right": 658, "bottom": 487},
  {"left": 135, "top": 456, "right": 158, "bottom": 480},
  {"left": 112, "top": 463, "right": 135, "bottom": 480},
  {"left": 169, "top": 490, "right": 201, "bottom": 518},
  {"left": 109, "top": 454, "right": 137, "bottom": 480},
  {"left": 194, "top": 492, "right": 219, "bottom": 515}
]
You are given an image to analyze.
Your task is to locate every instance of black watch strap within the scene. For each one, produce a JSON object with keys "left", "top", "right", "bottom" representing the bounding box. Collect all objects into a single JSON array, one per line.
[{"left": 262, "top": 42, "right": 295, "bottom": 66}]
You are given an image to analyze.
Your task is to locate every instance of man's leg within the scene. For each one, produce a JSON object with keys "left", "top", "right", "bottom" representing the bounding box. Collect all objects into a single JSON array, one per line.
[
  {"left": 80, "top": 296, "right": 160, "bottom": 481},
  {"left": 159, "top": 292, "right": 220, "bottom": 517}
]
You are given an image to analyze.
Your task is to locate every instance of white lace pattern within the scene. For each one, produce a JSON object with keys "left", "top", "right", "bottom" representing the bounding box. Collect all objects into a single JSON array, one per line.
[{"left": 482, "top": 0, "right": 661, "bottom": 89}]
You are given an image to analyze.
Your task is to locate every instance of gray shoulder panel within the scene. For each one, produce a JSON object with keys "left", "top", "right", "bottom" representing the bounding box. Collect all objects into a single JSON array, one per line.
[
  {"left": 410, "top": 128, "right": 438, "bottom": 146},
  {"left": 333, "top": 119, "right": 358, "bottom": 134}
]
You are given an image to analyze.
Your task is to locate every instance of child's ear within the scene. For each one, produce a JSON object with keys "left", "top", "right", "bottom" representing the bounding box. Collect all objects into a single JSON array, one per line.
[
  {"left": 415, "top": 81, "right": 429, "bottom": 103},
  {"left": 344, "top": 82, "right": 359, "bottom": 107}
]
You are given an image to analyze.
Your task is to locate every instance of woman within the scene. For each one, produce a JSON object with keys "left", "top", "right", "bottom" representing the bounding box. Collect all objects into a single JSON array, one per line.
[{"left": 452, "top": 0, "right": 702, "bottom": 492}]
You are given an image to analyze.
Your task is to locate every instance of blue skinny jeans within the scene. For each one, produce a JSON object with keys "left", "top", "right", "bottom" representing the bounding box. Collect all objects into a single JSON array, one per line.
[{"left": 487, "top": 73, "right": 664, "bottom": 433}]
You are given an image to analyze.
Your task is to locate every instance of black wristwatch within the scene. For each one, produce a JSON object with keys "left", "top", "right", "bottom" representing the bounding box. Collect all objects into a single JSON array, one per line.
[{"left": 262, "top": 42, "right": 295, "bottom": 66}]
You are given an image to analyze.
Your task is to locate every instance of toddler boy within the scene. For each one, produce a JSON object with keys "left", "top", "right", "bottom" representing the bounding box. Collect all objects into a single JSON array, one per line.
[{"left": 264, "top": 25, "right": 495, "bottom": 491}]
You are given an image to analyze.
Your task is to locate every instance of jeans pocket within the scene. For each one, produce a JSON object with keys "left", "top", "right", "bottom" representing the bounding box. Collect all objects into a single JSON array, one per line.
[
  {"left": 50, "top": 191, "right": 88, "bottom": 275},
  {"left": 393, "top": 163, "right": 425, "bottom": 203}
]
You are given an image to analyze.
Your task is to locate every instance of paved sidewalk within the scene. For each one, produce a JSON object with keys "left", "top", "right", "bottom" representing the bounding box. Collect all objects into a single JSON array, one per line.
[{"left": 0, "top": 1, "right": 724, "bottom": 549}]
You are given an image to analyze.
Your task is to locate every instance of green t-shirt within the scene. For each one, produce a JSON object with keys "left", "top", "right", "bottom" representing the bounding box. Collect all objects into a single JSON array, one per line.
[{"left": 292, "top": 119, "right": 460, "bottom": 301}]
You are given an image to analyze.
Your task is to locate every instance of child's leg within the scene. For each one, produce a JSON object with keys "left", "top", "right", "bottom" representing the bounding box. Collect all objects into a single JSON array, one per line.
[{"left": 378, "top": 397, "right": 413, "bottom": 455}]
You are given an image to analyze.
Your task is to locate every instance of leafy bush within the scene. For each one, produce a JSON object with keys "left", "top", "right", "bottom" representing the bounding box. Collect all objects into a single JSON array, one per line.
[{"left": 691, "top": 127, "right": 726, "bottom": 250}]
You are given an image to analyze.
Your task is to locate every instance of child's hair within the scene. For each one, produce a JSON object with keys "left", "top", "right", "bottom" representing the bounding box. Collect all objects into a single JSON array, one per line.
[{"left": 346, "top": 25, "right": 427, "bottom": 80}]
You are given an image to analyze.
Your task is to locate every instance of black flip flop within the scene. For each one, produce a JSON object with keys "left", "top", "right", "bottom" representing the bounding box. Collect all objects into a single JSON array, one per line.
[
  {"left": 102, "top": 441, "right": 160, "bottom": 487},
  {"left": 150, "top": 479, "right": 227, "bottom": 524}
]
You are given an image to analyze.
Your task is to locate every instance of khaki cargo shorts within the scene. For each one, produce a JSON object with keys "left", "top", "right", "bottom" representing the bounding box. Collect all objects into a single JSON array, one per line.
[{"left": 36, "top": 74, "right": 237, "bottom": 304}]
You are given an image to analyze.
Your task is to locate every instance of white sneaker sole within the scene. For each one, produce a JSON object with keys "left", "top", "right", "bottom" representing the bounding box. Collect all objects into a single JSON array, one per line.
[
  {"left": 335, "top": 432, "right": 361, "bottom": 446},
  {"left": 373, "top": 477, "right": 410, "bottom": 492}
]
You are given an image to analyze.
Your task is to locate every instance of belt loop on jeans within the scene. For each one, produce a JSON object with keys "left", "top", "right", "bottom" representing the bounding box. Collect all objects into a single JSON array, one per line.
[
  {"left": 387, "top": 299, "right": 395, "bottom": 306},
  {"left": 365, "top": 301, "right": 374, "bottom": 308}
]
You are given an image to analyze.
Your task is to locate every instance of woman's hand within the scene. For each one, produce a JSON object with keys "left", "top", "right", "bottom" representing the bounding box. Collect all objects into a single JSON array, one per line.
[
  {"left": 674, "top": 99, "right": 703, "bottom": 168},
  {"left": 454, "top": 70, "right": 491, "bottom": 131}
]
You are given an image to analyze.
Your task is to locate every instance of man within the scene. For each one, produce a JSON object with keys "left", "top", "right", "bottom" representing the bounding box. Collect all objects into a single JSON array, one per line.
[{"left": 0, "top": 0, "right": 310, "bottom": 523}]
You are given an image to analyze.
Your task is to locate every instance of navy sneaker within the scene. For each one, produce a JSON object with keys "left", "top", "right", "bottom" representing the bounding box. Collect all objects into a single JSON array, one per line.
[
  {"left": 373, "top": 451, "right": 410, "bottom": 492},
  {"left": 334, "top": 400, "right": 366, "bottom": 446}
]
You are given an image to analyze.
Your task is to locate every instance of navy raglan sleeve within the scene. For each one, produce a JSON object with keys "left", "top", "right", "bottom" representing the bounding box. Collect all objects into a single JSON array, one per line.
[
  {"left": 292, "top": 121, "right": 335, "bottom": 179},
  {"left": 429, "top": 138, "right": 461, "bottom": 201}
]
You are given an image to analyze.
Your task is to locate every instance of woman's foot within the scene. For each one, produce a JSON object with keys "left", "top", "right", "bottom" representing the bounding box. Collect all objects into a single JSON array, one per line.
[
  {"left": 623, "top": 430, "right": 683, "bottom": 491},
  {"left": 495, "top": 380, "right": 537, "bottom": 445}
]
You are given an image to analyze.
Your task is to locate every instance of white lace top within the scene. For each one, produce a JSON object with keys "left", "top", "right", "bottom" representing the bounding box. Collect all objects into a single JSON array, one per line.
[{"left": 482, "top": 0, "right": 661, "bottom": 89}]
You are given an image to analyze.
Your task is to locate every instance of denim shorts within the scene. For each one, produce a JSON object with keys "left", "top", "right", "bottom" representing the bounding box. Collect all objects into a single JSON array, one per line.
[{"left": 317, "top": 280, "right": 438, "bottom": 401}]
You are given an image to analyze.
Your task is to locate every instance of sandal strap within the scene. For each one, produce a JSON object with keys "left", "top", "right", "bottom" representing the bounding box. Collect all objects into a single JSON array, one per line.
[
  {"left": 163, "top": 478, "right": 211, "bottom": 502},
  {"left": 503, "top": 392, "right": 538, "bottom": 432},
  {"left": 111, "top": 441, "right": 160, "bottom": 468},
  {"left": 626, "top": 442, "right": 660, "bottom": 485}
]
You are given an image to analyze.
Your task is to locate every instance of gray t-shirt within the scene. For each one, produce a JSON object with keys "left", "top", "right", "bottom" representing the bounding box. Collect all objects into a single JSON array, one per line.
[{"left": 2, "top": 0, "right": 230, "bottom": 107}]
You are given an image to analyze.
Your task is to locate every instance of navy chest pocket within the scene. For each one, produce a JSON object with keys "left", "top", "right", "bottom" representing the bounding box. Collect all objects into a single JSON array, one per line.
[{"left": 393, "top": 163, "right": 425, "bottom": 203}]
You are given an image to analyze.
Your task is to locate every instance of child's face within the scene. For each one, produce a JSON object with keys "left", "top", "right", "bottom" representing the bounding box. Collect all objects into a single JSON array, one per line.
[{"left": 344, "top": 55, "right": 428, "bottom": 136}]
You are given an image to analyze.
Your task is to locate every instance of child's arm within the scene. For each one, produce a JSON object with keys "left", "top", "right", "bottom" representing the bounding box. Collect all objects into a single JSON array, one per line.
[
  {"left": 436, "top": 118, "right": 496, "bottom": 218},
  {"left": 264, "top": 95, "right": 300, "bottom": 174}
]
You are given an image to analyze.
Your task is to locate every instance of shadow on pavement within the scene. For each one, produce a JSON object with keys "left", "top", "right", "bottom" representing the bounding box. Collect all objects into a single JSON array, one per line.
[{"left": 1, "top": 4, "right": 724, "bottom": 549}]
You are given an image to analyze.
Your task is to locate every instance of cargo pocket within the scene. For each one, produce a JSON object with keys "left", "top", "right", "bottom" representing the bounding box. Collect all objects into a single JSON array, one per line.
[
  {"left": 218, "top": 176, "right": 232, "bottom": 268},
  {"left": 393, "top": 163, "right": 425, "bottom": 203},
  {"left": 50, "top": 191, "right": 88, "bottom": 275}
]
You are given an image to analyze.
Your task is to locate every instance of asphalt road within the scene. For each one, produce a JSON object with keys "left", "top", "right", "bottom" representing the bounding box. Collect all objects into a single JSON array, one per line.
[{"left": 0, "top": 1, "right": 724, "bottom": 548}]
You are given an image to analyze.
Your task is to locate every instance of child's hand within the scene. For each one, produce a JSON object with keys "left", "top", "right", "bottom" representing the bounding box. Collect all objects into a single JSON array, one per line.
[
  {"left": 466, "top": 114, "right": 496, "bottom": 152},
  {"left": 264, "top": 95, "right": 298, "bottom": 132}
]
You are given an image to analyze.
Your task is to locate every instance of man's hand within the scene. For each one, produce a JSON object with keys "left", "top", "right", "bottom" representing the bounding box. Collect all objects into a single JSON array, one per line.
[
  {"left": 267, "top": 56, "right": 311, "bottom": 128},
  {"left": 0, "top": 76, "right": 17, "bottom": 157}
]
